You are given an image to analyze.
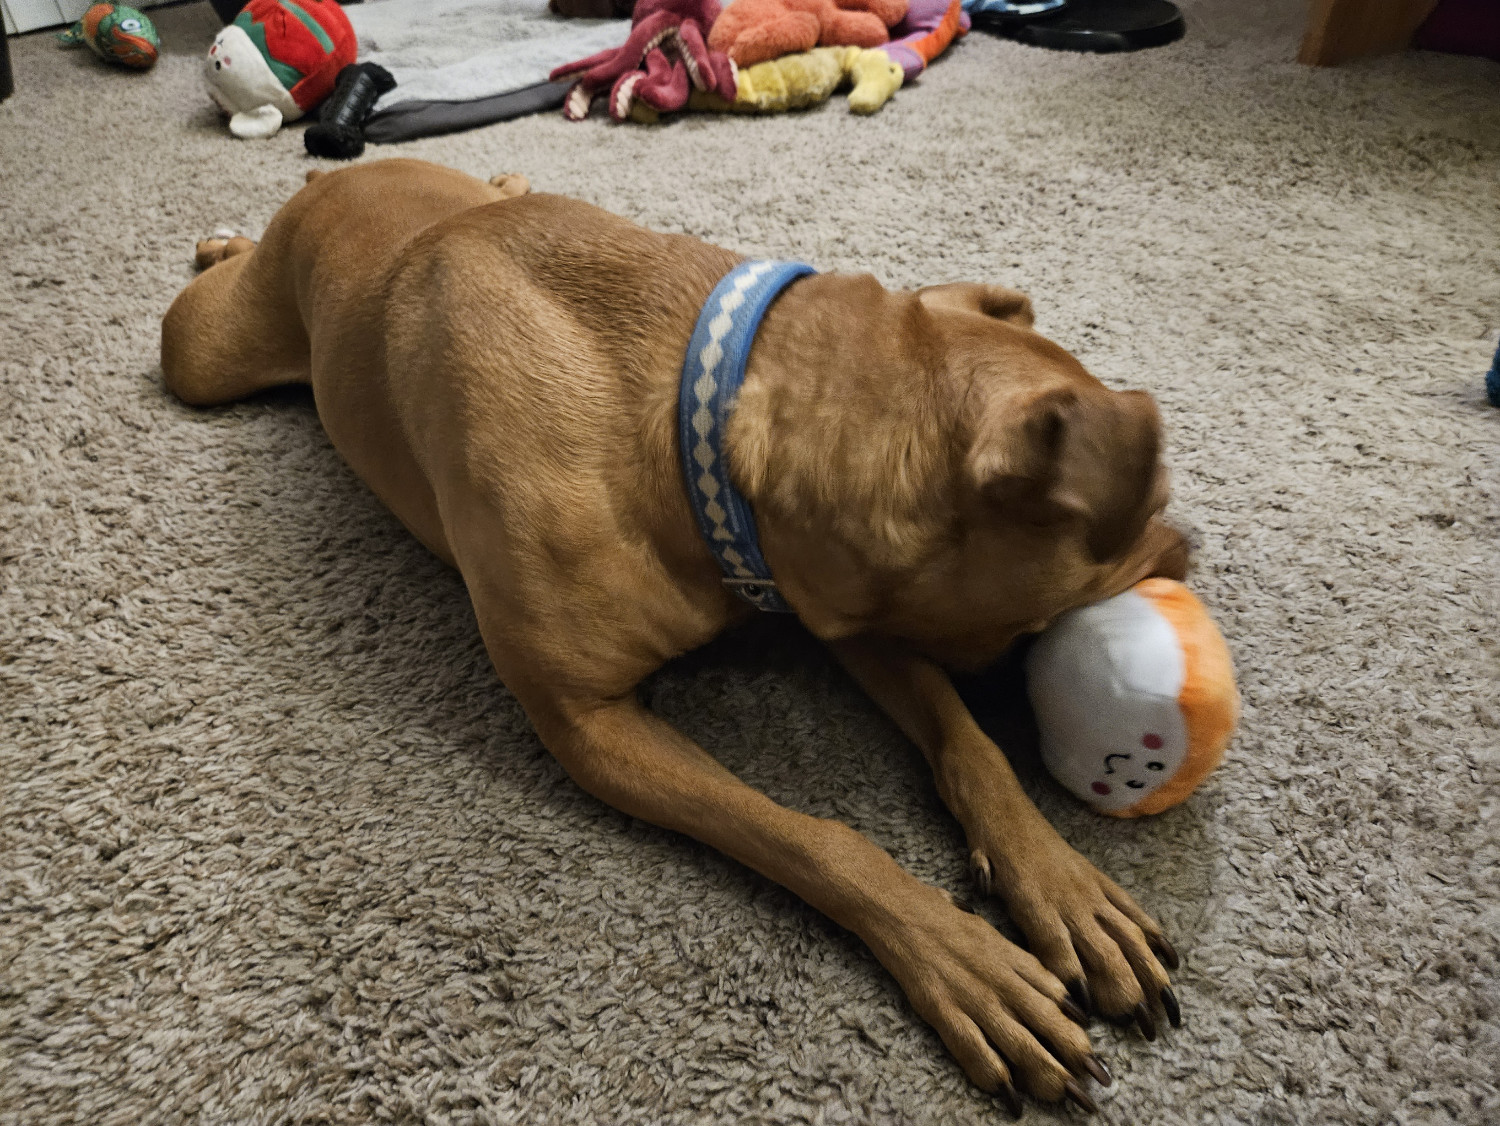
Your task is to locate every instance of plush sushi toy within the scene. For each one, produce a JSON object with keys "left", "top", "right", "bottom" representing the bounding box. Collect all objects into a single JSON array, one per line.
[
  {"left": 57, "top": 3, "right": 159, "bottom": 70},
  {"left": 205, "top": 0, "right": 358, "bottom": 139},
  {"left": 1026, "top": 578, "right": 1239, "bottom": 817}
]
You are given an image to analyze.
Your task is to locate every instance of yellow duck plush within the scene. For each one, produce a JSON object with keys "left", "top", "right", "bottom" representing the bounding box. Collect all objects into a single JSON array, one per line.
[
  {"left": 726, "top": 45, "right": 903, "bottom": 113},
  {"left": 628, "top": 45, "right": 903, "bottom": 121}
]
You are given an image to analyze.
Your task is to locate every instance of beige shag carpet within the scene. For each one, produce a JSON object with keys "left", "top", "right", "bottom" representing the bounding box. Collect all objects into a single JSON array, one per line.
[{"left": 2, "top": 2, "right": 1497, "bottom": 1122}]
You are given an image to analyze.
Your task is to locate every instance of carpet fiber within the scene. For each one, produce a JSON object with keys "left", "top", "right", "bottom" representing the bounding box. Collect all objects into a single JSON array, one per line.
[{"left": 2, "top": 3, "right": 1497, "bottom": 1122}]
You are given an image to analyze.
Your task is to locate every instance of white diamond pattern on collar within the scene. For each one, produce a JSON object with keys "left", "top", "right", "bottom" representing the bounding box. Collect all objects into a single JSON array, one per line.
[
  {"left": 677, "top": 259, "right": 816, "bottom": 612},
  {"left": 688, "top": 262, "right": 777, "bottom": 566}
]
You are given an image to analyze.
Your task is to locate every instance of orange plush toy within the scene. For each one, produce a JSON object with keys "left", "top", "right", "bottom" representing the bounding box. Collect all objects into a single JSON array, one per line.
[
  {"left": 708, "top": 0, "right": 909, "bottom": 68},
  {"left": 1026, "top": 579, "right": 1240, "bottom": 818}
]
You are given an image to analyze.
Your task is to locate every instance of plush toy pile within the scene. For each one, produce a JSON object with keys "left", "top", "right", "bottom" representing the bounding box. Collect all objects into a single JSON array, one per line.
[
  {"left": 551, "top": 0, "right": 968, "bottom": 120},
  {"left": 191, "top": 0, "right": 967, "bottom": 138}
]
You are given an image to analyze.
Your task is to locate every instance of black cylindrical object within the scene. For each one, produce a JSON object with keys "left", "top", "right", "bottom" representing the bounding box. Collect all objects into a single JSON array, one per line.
[
  {"left": 208, "top": 0, "right": 249, "bottom": 23},
  {"left": 1, "top": 29, "right": 15, "bottom": 102},
  {"left": 305, "top": 63, "right": 396, "bottom": 160}
]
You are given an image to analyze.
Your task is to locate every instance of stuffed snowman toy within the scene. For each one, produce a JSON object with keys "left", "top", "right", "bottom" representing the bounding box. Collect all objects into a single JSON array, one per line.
[{"left": 206, "top": 0, "right": 357, "bottom": 139}]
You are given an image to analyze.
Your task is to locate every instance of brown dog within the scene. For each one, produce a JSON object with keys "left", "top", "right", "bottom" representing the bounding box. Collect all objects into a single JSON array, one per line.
[{"left": 163, "top": 159, "right": 1188, "bottom": 1113}]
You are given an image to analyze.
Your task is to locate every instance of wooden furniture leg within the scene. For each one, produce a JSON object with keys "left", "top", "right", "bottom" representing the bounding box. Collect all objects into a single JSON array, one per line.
[{"left": 1299, "top": 0, "right": 1441, "bottom": 65}]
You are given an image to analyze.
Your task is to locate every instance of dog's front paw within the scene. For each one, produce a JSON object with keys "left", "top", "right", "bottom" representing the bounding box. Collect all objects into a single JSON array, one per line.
[
  {"left": 972, "top": 829, "right": 1181, "bottom": 1039},
  {"left": 866, "top": 886, "right": 1111, "bottom": 1114}
]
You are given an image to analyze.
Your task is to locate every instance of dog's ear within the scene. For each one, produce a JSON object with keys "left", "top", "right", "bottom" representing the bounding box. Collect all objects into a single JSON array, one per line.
[
  {"left": 917, "top": 283, "right": 1035, "bottom": 329},
  {"left": 967, "top": 387, "right": 1163, "bottom": 562},
  {"left": 966, "top": 388, "right": 1087, "bottom": 527}
]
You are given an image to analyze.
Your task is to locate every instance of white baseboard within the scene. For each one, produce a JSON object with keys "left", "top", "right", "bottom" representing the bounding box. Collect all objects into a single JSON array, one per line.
[{"left": 4, "top": 0, "right": 174, "bottom": 36}]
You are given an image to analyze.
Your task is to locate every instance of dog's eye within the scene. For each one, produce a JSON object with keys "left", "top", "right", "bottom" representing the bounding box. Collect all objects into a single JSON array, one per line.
[
  {"left": 1126, "top": 780, "right": 1145, "bottom": 789},
  {"left": 1146, "top": 761, "right": 1164, "bottom": 771}
]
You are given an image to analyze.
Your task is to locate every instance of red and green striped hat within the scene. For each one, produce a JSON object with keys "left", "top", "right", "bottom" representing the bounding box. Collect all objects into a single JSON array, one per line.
[{"left": 231, "top": 0, "right": 357, "bottom": 113}]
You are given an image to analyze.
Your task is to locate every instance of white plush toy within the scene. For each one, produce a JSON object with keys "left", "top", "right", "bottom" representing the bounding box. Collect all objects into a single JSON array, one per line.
[
  {"left": 1027, "top": 578, "right": 1239, "bottom": 818},
  {"left": 205, "top": 0, "right": 356, "bottom": 139}
]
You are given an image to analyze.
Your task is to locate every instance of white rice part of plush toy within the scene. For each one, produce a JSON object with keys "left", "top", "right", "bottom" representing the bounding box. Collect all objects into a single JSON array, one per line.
[
  {"left": 1026, "top": 589, "right": 1189, "bottom": 814},
  {"left": 206, "top": 24, "right": 301, "bottom": 133}
]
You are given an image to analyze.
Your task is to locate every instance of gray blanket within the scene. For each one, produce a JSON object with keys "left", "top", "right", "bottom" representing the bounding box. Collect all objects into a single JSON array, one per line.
[{"left": 346, "top": 0, "right": 630, "bottom": 142}]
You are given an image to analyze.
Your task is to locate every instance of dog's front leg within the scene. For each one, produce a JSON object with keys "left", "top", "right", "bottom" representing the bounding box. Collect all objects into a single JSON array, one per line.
[
  {"left": 832, "top": 637, "right": 1181, "bottom": 1037},
  {"left": 522, "top": 692, "right": 1105, "bottom": 1110}
]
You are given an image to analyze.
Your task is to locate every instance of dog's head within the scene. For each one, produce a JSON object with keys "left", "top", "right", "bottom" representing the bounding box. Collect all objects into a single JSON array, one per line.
[{"left": 734, "top": 277, "right": 1188, "bottom": 667}]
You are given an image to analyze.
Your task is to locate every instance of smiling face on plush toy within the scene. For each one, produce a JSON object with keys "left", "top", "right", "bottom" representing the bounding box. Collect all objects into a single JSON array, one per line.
[
  {"left": 1098, "top": 745, "right": 1168, "bottom": 797},
  {"left": 206, "top": 25, "right": 298, "bottom": 118},
  {"left": 1026, "top": 586, "right": 1191, "bottom": 815},
  {"left": 1026, "top": 578, "right": 1239, "bottom": 818},
  {"left": 1067, "top": 697, "right": 1188, "bottom": 814}
]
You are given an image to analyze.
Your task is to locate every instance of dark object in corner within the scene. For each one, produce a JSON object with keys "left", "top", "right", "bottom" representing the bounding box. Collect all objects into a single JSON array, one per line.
[
  {"left": 210, "top": 0, "right": 360, "bottom": 23},
  {"left": 208, "top": 0, "right": 249, "bottom": 21},
  {"left": 980, "top": 0, "right": 1184, "bottom": 52},
  {"left": 549, "top": 0, "right": 635, "bottom": 17},
  {"left": 1485, "top": 338, "right": 1499, "bottom": 409},
  {"left": 1413, "top": 0, "right": 1500, "bottom": 62},
  {"left": 305, "top": 62, "right": 396, "bottom": 160},
  {"left": 1, "top": 28, "right": 13, "bottom": 102}
]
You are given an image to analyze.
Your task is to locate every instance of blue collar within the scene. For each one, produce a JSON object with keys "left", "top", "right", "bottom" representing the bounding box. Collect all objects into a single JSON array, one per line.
[{"left": 679, "top": 260, "right": 816, "bottom": 613}]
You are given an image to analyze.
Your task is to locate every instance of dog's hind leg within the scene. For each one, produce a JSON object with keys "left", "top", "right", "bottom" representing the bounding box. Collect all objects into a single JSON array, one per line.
[
  {"left": 488, "top": 173, "right": 530, "bottom": 198},
  {"left": 192, "top": 235, "right": 256, "bottom": 272},
  {"left": 161, "top": 232, "right": 310, "bottom": 407},
  {"left": 162, "top": 163, "right": 525, "bottom": 410}
]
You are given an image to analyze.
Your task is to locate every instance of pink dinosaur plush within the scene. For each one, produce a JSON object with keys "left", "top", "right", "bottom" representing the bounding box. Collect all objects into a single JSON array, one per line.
[{"left": 550, "top": 0, "right": 737, "bottom": 121}]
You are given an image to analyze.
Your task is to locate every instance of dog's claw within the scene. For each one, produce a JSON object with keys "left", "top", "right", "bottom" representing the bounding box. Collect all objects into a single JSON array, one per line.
[
  {"left": 1132, "top": 1002, "right": 1157, "bottom": 1041},
  {"left": 1151, "top": 934, "right": 1181, "bottom": 971},
  {"left": 1161, "top": 986, "right": 1181, "bottom": 1029},
  {"left": 1064, "top": 1078, "right": 1098, "bottom": 1114},
  {"left": 1080, "top": 1054, "right": 1112, "bottom": 1088},
  {"left": 970, "top": 850, "right": 995, "bottom": 897},
  {"left": 1060, "top": 995, "right": 1089, "bottom": 1026},
  {"left": 997, "top": 1080, "right": 1023, "bottom": 1119},
  {"left": 1066, "top": 977, "right": 1092, "bottom": 1015}
]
